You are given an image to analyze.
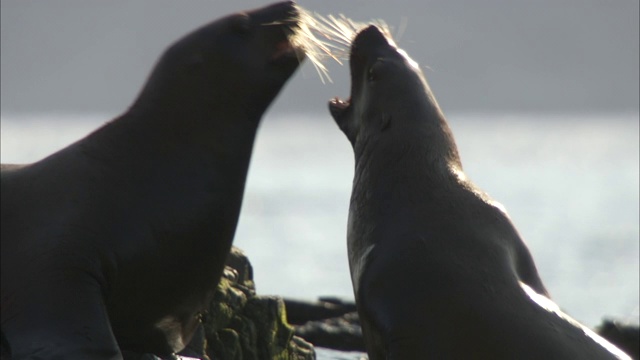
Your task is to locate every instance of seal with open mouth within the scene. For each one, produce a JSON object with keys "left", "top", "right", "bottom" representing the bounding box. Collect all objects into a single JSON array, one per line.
[
  {"left": 1, "top": 2, "right": 303, "bottom": 359},
  {"left": 329, "top": 25, "right": 631, "bottom": 360}
]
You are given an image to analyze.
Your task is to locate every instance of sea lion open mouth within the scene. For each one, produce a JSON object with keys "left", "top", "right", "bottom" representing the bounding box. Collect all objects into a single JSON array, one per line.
[
  {"left": 328, "top": 25, "right": 391, "bottom": 122},
  {"left": 329, "top": 96, "right": 351, "bottom": 119}
]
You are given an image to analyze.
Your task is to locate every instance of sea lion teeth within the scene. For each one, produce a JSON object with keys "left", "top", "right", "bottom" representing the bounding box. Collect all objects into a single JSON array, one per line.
[{"left": 331, "top": 97, "right": 350, "bottom": 109}]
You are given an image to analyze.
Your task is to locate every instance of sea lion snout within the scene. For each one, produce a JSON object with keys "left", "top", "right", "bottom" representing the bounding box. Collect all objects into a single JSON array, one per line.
[
  {"left": 251, "top": 0, "right": 300, "bottom": 37},
  {"left": 329, "top": 24, "right": 406, "bottom": 144},
  {"left": 354, "top": 25, "right": 388, "bottom": 46},
  {"left": 251, "top": 0, "right": 298, "bottom": 24},
  {"left": 349, "top": 25, "right": 402, "bottom": 89},
  {"left": 250, "top": 1, "right": 303, "bottom": 67},
  {"left": 228, "top": 1, "right": 298, "bottom": 36},
  {"left": 351, "top": 25, "right": 394, "bottom": 59}
]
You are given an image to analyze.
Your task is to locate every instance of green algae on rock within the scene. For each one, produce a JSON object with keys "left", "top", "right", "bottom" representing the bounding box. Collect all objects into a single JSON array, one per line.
[{"left": 202, "top": 248, "right": 315, "bottom": 360}]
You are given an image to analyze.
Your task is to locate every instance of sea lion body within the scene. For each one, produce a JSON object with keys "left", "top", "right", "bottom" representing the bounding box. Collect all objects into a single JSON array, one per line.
[
  {"left": 329, "top": 25, "right": 630, "bottom": 360},
  {"left": 1, "top": 2, "right": 302, "bottom": 359}
]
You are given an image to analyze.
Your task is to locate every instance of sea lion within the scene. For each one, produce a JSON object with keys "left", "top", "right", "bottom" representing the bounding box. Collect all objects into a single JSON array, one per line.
[
  {"left": 1, "top": 2, "right": 303, "bottom": 359},
  {"left": 328, "top": 25, "right": 631, "bottom": 360}
]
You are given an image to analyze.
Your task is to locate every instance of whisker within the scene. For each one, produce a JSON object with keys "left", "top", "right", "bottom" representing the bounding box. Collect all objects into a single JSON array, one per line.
[
  {"left": 395, "top": 16, "right": 408, "bottom": 43},
  {"left": 286, "top": 5, "right": 395, "bottom": 83}
]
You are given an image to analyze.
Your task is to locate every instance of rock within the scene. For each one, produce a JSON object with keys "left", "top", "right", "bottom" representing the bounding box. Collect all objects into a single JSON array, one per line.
[
  {"left": 199, "top": 247, "right": 315, "bottom": 360},
  {"left": 293, "top": 312, "right": 365, "bottom": 352},
  {"left": 284, "top": 298, "right": 357, "bottom": 325},
  {"left": 280, "top": 296, "right": 365, "bottom": 351}
]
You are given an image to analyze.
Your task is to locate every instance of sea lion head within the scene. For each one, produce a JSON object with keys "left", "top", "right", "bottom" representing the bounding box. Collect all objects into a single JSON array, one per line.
[
  {"left": 133, "top": 1, "right": 303, "bottom": 120},
  {"left": 329, "top": 25, "right": 454, "bottom": 161}
]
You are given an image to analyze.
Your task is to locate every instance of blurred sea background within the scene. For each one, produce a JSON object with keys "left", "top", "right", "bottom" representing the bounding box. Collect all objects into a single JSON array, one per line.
[{"left": 2, "top": 1, "right": 638, "bottom": 359}]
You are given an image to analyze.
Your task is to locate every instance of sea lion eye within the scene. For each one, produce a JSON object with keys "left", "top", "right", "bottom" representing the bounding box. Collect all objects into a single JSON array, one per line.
[
  {"left": 367, "top": 67, "right": 377, "bottom": 82},
  {"left": 368, "top": 59, "right": 384, "bottom": 82}
]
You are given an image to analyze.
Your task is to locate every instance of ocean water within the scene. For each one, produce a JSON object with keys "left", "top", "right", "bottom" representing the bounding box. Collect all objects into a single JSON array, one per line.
[{"left": 1, "top": 112, "right": 638, "bottom": 359}]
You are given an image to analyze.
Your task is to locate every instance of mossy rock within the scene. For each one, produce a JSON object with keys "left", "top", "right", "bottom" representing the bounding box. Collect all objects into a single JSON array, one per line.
[{"left": 202, "top": 248, "right": 315, "bottom": 360}]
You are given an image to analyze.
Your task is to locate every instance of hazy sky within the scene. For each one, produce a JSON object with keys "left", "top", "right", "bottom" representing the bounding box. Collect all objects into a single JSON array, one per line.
[{"left": 1, "top": 0, "right": 638, "bottom": 117}]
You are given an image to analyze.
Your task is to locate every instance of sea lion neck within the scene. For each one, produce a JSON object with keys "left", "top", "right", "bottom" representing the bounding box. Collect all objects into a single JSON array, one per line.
[
  {"left": 352, "top": 109, "right": 463, "bottom": 177},
  {"left": 81, "top": 106, "right": 259, "bottom": 174},
  {"left": 128, "top": 58, "right": 259, "bottom": 124}
]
